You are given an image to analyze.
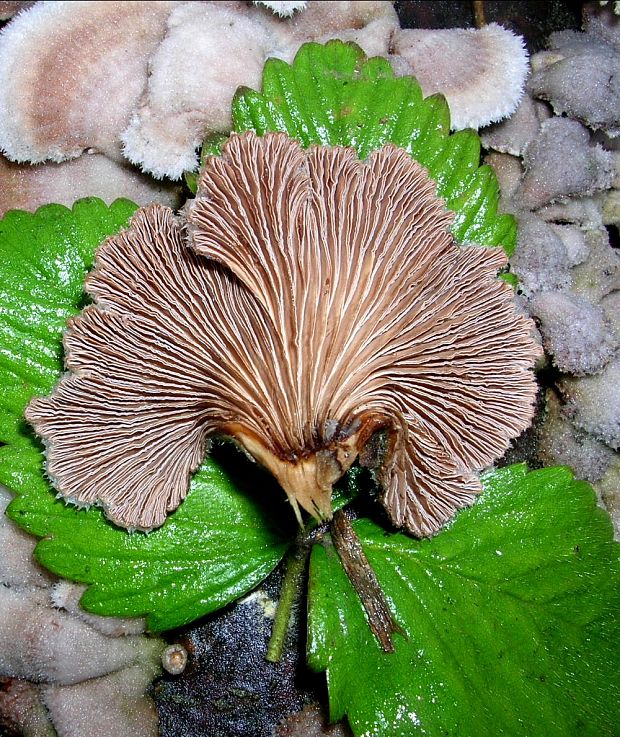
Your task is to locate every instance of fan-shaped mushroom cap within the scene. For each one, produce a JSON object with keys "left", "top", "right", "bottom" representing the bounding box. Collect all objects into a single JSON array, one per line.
[
  {"left": 121, "top": 0, "right": 398, "bottom": 179},
  {"left": 481, "top": 94, "right": 551, "bottom": 158},
  {"left": 570, "top": 228, "right": 620, "bottom": 304},
  {"left": 0, "top": 677, "right": 54, "bottom": 737},
  {"left": 584, "top": 4, "right": 620, "bottom": 51},
  {"left": 277, "top": 0, "right": 398, "bottom": 58},
  {"left": 511, "top": 213, "right": 574, "bottom": 297},
  {"left": 121, "top": 1, "right": 278, "bottom": 180},
  {"left": 0, "top": 1, "right": 176, "bottom": 164},
  {"left": 41, "top": 663, "right": 161, "bottom": 737},
  {"left": 529, "top": 291, "right": 617, "bottom": 375},
  {"left": 483, "top": 151, "right": 524, "bottom": 204},
  {"left": 0, "top": 584, "right": 159, "bottom": 685},
  {"left": 560, "top": 357, "right": 620, "bottom": 450},
  {"left": 538, "top": 390, "right": 616, "bottom": 484},
  {"left": 27, "top": 132, "right": 539, "bottom": 536},
  {"left": 392, "top": 23, "right": 529, "bottom": 130},
  {"left": 528, "top": 27, "right": 620, "bottom": 137}
]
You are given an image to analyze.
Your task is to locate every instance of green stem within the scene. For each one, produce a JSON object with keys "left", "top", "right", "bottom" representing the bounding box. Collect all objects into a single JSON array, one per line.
[{"left": 266, "top": 533, "right": 311, "bottom": 663}]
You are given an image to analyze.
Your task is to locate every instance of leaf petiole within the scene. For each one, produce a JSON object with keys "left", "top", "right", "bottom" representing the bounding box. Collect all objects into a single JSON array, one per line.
[{"left": 266, "top": 527, "right": 313, "bottom": 663}]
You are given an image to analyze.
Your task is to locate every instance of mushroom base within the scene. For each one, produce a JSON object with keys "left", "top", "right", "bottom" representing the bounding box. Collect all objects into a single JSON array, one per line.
[
  {"left": 230, "top": 432, "right": 353, "bottom": 524},
  {"left": 227, "top": 414, "right": 393, "bottom": 525}
]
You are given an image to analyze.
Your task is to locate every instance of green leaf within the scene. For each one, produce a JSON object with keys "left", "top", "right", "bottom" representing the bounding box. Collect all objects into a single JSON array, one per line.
[
  {"left": 2, "top": 441, "right": 288, "bottom": 631},
  {"left": 500, "top": 270, "right": 519, "bottom": 288},
  {"left": 0, "top": 199, "right": 290, "bottom": 630},
  {"left": 183, "top": 170, "right": 199, "bottom": 195},
  {"left": 233, "top": 41, "right": 516, "bottom": 255},
  {"left": 307, "top": 465, "right": 620, "bottom": 737},
  {"left": 183, "top": 133, "right": 229, "bottom": 194},
  {"left": 0, "top": 198, "right": 138, "bottom": 446}
]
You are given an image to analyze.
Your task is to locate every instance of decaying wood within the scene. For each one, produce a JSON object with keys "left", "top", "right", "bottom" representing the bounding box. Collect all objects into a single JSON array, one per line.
[{"left": 331, "top": 510, "right": 402, "bottom": 653}]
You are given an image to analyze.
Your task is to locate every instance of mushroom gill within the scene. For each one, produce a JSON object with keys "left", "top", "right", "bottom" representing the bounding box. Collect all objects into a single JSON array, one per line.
[{"left": 26, "top": 132, "right": 540, "bottom": 536}]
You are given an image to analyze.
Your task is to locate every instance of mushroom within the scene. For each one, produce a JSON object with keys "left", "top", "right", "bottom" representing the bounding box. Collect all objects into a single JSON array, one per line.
[
  {"left": 41, "top": 663, "right": 161, "bottom": 737},
  {"left": 570, "top": 228, "right": 620, "bottom": 304},
  {"left": 0, "top": 152, "right": 181, "bottom": 217},
  {"left": 596, "top": 457, "right": 620, "bottom": 539},
  {"left": 584, "top": 3, "right": 620, "bottom": 48},
  {"left": 121, "top": 1, "right": 279, "bottom": 180},
  {"left": 0, "top": 486, "right": 163, "bottom": 737},
  {"left": 275, "top": 702, "right": 350, "bottom": 737},
  {"left": 0, "top": 0, "right": 398, "bottom": 181},
  {"left": 536, "top": 196, "right": 605, "bottom": 230},
  {"left": 560, "top": 356, "right": 620, "bottom": 450},
  {"left": 253, "top": 0, "right": 307, "bottom": 17},
  {"left": 50, "top": 582, "right": 146, "bottom": 637},
  {"left": 0, "top": 1, "right": 177, "bottom": 164},
  {"left": 601, "top": 290, "right": 620, "bottom": 340},
  {"left": 0, "top": 584, "right": 159, "bottom": 685},
  {"left": 26, "top": 132, "right": 539, "bottom": 537},
  {"left": 121, "top": 0, "right": 398, "bottom": 179},
  {"left": 392, "top": 23, "right": 529, "bottom": 130},
  {"left": 528, "top": 29, "right": 620, "bottom": 137},
  {"left": 0, "top": 677, "right": 55, "bottom": 737},
  {"left": 529, "top": 291, "right": 617, "bottom": 375},
  {"left": 516, "top": 117, "right": 614, "bottom": 210},
  {"left": 538, "top": 390, "right": 616, "bottom": 484},
  {"left": 510, "top": 213, "right": 574, "bottom": 297},
  {"left": 278, "top": 0, "right": 398, "bottom": 58},
  {"left": 482, "top": 151, "right": 523, "bottom": 202},
  {"left": 481, "top": 94, "right": 551, "bottom": 158},
  {"left": 160, "top": 644, "right": 188, "bottom": 676}
]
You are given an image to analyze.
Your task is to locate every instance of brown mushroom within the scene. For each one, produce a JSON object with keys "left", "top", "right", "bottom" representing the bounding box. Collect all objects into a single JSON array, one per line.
[{"left": 27, "top": 132, "right": 540, "bottom": 536}]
